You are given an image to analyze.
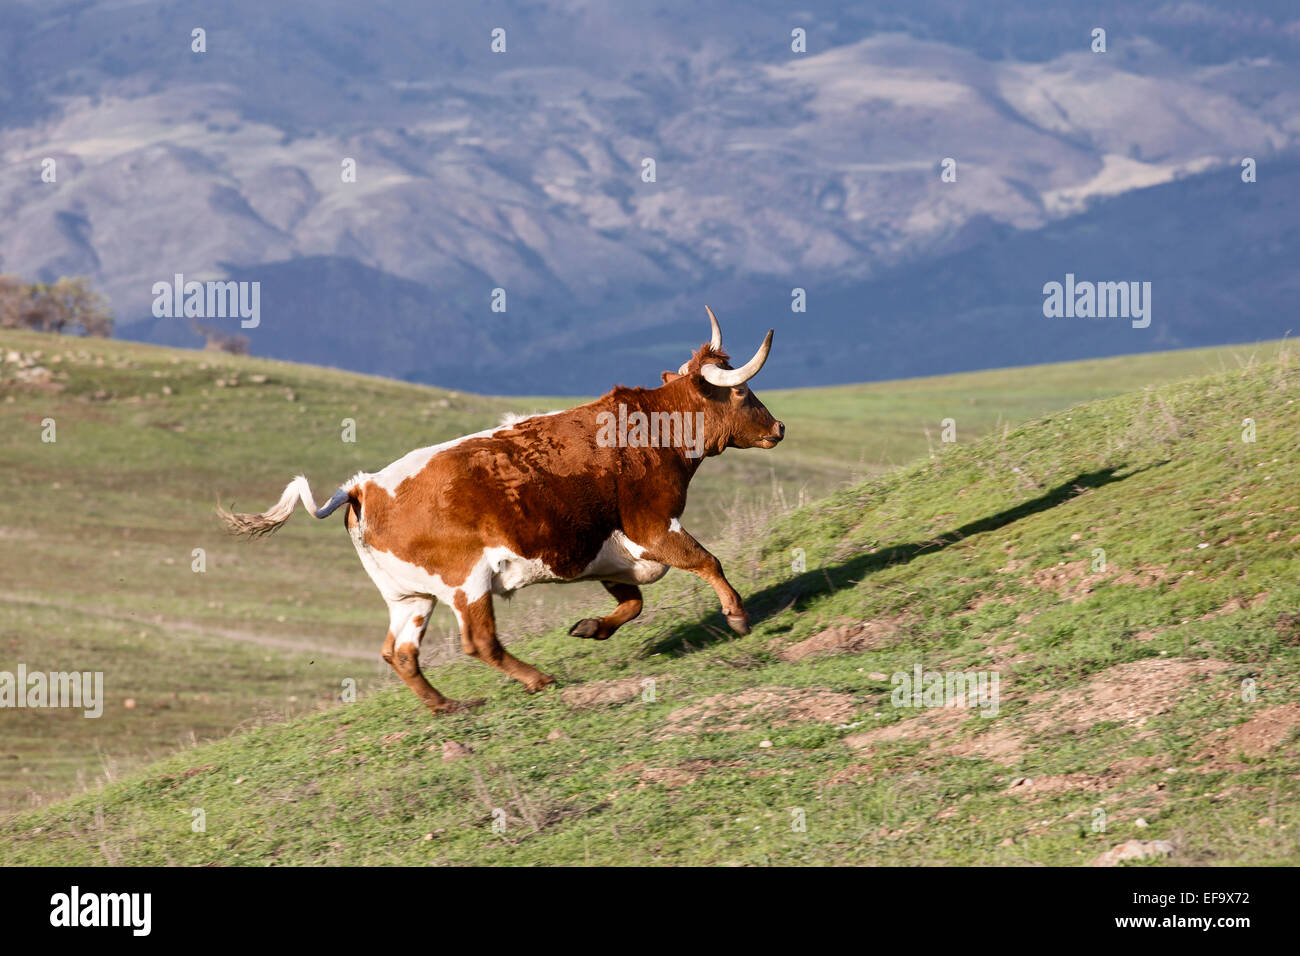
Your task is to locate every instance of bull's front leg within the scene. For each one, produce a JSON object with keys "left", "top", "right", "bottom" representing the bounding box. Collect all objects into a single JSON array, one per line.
[{"left": 627, "top": 517, "right": 751, "bottom": 634}]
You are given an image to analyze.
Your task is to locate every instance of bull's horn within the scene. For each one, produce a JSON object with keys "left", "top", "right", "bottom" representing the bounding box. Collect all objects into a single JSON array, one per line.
[
  {"left": 700, "top": 329, "right": 774, "bottom": 387},
  {"left": 705, "top": 305, "right": 722, "bottom": 350}
]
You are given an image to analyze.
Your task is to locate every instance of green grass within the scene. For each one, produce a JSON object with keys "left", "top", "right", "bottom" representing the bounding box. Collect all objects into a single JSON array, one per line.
[{"left": 1, "top": 331, "right": 1296, "bottom": 864}]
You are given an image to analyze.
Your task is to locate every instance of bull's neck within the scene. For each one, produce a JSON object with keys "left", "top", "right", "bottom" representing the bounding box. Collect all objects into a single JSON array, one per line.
[{"left": 600, "top": 387, "right": 719, "bottom": 482}]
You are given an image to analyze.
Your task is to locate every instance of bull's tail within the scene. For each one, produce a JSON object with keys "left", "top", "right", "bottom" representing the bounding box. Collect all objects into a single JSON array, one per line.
[{"left": 218, "top": 475, "right": 352, "bottom": 537}]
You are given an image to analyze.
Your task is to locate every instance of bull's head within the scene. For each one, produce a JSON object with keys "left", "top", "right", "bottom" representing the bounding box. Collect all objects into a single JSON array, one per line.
[{"left": 661, "top": 306, "right": 785, "bottom": 455}]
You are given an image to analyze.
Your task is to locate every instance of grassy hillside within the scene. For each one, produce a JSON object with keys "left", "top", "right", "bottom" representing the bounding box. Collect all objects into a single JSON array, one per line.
[{"left": 2, "top": 341, "right": 1296, "bottom": 865}]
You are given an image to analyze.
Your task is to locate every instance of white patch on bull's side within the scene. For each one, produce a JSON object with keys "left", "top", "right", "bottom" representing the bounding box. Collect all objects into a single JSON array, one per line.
[
  {"left": 580, "top": 532, "right": 669, "bottom": 586},
  {"left": 668, "top": 517, "right": 682, "bottom": 534}
]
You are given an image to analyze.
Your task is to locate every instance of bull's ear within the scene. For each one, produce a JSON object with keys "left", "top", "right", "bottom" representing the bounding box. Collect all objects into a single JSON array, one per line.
[{"left": 660, "top": 370, "right": 683, "bottom": 384}]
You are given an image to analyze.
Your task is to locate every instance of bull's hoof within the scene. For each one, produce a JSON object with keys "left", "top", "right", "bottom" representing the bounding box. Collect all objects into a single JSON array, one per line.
[
  {"left": 568, "top": 618, "right": 604, "bottom": 640},
  {"left": 726, "top": 613, "right": 751, "bottom": 635},
  {"left": 525, "top": 673, "right": 557, "bottom": 694}
]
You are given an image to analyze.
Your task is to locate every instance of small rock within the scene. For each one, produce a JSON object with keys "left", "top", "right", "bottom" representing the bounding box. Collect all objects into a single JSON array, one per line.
[
  {"left": 998, "top": 837, "right": 1015, "bottom": 847},
  {"left": 868, "top": 672, "right": 888, "bottom": 681},
  {"left": 1135, "top": 817, "right": 1149, "bottom": 828},
  {"left": 123, "top": 698, "right": 136, "bottom": 710},
  {"left": 758, "top": 740, "right": 772, "bottom": 748},
  {"left": 1092, "top": 839, "right": 1174, "bottom": 867},
  {"left": 441, "top": 740, "right": 474, "bottom": 761},
  {"left": 545, "top": 728, "right": 568, "bottom": 741}
]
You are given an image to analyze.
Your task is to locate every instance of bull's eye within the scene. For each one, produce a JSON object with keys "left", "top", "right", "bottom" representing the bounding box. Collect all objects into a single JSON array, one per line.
[{"left": 732, "top": 386, "right": 748, "bottom": 398}]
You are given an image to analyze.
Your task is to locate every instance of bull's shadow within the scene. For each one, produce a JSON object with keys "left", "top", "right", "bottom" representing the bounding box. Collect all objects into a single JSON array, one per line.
[{"left": 643, "top": 465, "right": 1144, "bottom": 658}]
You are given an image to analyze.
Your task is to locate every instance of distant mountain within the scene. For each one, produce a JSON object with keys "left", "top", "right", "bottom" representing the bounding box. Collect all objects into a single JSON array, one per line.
[{"left": 1, "top": 0, "right": 1297, "bottom": 392}]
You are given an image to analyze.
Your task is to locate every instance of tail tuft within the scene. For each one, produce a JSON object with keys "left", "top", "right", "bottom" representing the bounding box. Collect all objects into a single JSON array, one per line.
[{"left": 218, "top": 475, "right": 325, "bottom": 537}]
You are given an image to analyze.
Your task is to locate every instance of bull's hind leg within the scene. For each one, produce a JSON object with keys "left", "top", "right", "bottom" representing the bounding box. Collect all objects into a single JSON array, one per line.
[
  {"left": 569, "top": 582, "right": 643, "bottom": 640},
  {"left": 382, "top": 596, "right": 483, "bottom": 714},
  {"left": 454, "top": 591, "right": 555, "bottom": 693}
]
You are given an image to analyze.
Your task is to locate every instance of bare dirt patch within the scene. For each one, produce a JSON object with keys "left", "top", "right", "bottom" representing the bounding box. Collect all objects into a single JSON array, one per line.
[
  {"left": 945, "top": 725, "right": 1027, "bottom": 763},
  {"left": 1110, "top": 565, "right": 1171, "bottom": 587},
  {"left": 560, "top": 677, "right": 648, "bottom": 708},
  {"left": 637, "top": 765, "right": 697, "bottom": 788},
  {"left": 658, "top": 686, "right": 859, "bottom": 738},
  {"left": 1275, "top": 613, "right": 1300, "bottom": 645},
  {"left": 825, "top": 763, "right": 876, "bottom": 786},
  {"left": 1193, "top": 703, "right": 1300, "bottom": 769},
  {"left": 1198, "top": 592, "right": 1269, "bottom": 620},
  {"left": 1005, "top": 773, "right": 1115, "bottom": 796},
  {"left": 618, "top": 758, "right": 740, "bottom": 790},
  {"left": 1002, "top": 756, "right": 1168, "bottom": 802},
  {"left": 960, "top": 593, "right": 1016, "bottom": 615},
  {"left": 1021, "top": 560, "right": 1170, "bottom": 603},
  {"left": 1039, "top": 658, "right": 1229, "bottom": 735},
  {"left": 772, "top": 616, "right": 905, "bottom": 662},
  {"left": 154, "top": 765, "right": 219, "bottom": 791},
  {"left": 844, "top": 658, "right": 1231, "bottom": 765},
  {"left": 1027, "top": 560, "right": 1094, "bottom": 599}
]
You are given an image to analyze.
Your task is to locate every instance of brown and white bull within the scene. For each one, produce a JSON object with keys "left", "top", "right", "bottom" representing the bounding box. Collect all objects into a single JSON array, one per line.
[{"left": 219, "top": 308, "right": 784, "bottom": 714}]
